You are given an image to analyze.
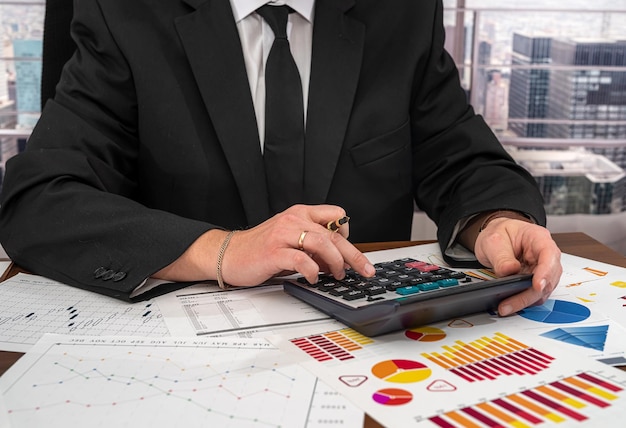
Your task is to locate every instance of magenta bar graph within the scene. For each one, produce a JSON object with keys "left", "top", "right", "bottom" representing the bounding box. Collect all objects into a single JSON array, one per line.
[
  {"left": 429, "top": 371, "right": 623, "bottom": 427},
  {"left": 290, "top": 328, "right": 374, "bottom": 362},
  {"left": 421, "top": 332, "right": 555, "bottom": 382}
]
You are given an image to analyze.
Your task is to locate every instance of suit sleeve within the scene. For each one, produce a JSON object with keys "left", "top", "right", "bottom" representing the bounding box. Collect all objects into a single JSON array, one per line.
[
  {"left": 0, "top": 0, "right": 214, "bottom": 300},
  {"left": 408, "top": 0, "right": 546, "bottom": 263}
]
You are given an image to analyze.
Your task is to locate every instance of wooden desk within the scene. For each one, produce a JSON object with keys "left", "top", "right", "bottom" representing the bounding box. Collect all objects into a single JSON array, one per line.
[{"left": 1, "top": 232, "right": 624, "bottom": 428}]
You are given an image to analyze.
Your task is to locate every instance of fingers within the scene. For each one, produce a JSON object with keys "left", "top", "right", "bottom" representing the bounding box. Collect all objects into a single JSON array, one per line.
[
  {"left": 221, "top": 205, "right": 370, "bottom": 286},
  {"left": 284, "top": 205, "right": 374, "bottom": 281},
  {"left": 497, "top": 282, "right": 548, "bottom": 317},
  {"left": 296, "top": 225, "right": 375, "bottom": 281},
  {"left": 475, "top": 218, "right": 562, "bottom": 316}
]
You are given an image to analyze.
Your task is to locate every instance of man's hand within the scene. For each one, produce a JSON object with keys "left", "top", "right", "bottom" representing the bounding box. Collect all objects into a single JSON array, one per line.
[
  {"left": 153, "top": 204, "right": 376, "bottom": 287},
  {"left": 473, "top": 217, "right": 562, "bottom": 316}
]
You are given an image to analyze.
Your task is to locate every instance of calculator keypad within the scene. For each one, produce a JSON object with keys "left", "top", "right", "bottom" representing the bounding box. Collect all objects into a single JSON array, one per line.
[{"left": 297, "top": 258, "right": 475, "bottom": 307}]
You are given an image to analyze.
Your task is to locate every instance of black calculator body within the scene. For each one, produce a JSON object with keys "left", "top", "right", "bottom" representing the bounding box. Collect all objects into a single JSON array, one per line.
[{"left": 283, "top": 257, "right": 532, "bottom": 337}]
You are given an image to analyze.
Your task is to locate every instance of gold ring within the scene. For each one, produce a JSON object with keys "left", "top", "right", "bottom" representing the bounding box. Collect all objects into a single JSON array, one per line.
[{"left": 298, "top": 230, "right": 309, "bottom": 251}]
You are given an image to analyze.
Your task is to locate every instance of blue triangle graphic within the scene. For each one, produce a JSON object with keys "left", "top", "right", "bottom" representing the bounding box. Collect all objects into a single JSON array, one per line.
[{"left": 540, "top": 325, "right": 609, "bottom": 351}]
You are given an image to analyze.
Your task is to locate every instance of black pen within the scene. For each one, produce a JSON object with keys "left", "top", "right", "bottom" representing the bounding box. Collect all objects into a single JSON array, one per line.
[{"left": 327, "top": 216, "right": 350, "bottom": 232}]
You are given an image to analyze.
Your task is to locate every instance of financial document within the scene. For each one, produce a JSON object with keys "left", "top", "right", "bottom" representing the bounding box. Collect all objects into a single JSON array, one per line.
[
  {"left": 0, "top": 334, "right": 363, "bottom": 428},
  {"left": 0, "top": 274, "right": 169, "bottom": 352},
  {"left": 156, "top": 282, "right": 337, "bottom": 337},
  {"left": 279, "top": 324, "right": 626, "bottom": 427}
]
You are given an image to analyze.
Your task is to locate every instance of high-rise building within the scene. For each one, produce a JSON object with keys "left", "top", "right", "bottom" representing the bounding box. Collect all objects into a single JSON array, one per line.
[
  {"left": 13, "top": 39, "right": 42, "bottom": 130},
  {"left": 508, "top": 34, "right": 552, "bottom": 138},
  {"left": 546, "top": 38, "right": 626, "bottom": 166},
  {"left": 507, "top": 147, "right": 626, "bottom": 215},
  {"left": 473, "top": 41, "right": 492, "bottom": 117},
  {"left": 484, "top": 71, "right": 509, "bottom": 131}
]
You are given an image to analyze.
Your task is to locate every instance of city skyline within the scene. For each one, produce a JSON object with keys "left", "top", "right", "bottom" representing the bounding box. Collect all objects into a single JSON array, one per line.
[{"left": 0, "top": 0, "right": 624, "bottom": 215}]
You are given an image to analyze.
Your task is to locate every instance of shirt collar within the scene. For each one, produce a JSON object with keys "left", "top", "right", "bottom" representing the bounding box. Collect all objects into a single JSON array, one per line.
[{"left": 230, "top": 0, "right": 315, "bottom": 23}]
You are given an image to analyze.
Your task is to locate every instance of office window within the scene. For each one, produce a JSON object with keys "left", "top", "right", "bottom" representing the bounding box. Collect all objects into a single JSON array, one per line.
[
  {"left": 0, "top": 0, "right": 625, "bottom": 250},
  {"left": 0, "top": 0, "right": 44, "bottom": 188}
]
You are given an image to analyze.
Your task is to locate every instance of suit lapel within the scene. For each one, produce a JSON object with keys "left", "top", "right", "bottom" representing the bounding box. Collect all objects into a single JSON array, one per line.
[
  {"left": 304, "top": 0, "right": 364, "bottom": 204},
  {"left": 175, "top": 0, "right": 365, "bottom": 217},
  {"left": 176, "top": 0, "right": 271, "bottom": 225}
]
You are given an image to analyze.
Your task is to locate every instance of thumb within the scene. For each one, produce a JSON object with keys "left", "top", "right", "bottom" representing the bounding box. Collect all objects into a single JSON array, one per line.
[
  {"left": 489, "top": 249, "right": 522, "bottom": 277},
  {"left": 475, "top": 233, "right": 522, "bottom": 277}
]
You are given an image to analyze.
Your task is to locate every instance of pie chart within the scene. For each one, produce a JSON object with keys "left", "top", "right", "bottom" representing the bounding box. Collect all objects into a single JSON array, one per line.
[
  {"left": 371, "top": 359, "right": 432, "bottom": 383},
  {"left": 405, "top": 326, "right": 447, "bottom": 342},
  {"left": 372, "top": 388, "right": 413, "bottom": 406},
  {"left": 518, "top": 299, "right": 591, "bottom": 324}
]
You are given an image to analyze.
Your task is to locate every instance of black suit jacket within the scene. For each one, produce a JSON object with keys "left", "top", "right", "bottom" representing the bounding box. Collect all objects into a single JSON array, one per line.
[{"left": 0, "top": 0, "right": 546, "bottom": 300}]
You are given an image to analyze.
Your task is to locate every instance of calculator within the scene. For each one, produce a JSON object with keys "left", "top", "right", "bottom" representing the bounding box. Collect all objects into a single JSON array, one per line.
[{"left": 283, "top": 257, "right": 532, "bottom": 337}]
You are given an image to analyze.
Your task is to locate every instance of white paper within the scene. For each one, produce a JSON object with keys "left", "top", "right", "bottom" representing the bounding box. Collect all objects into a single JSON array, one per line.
[
  {"left": 278, "top": 324, "right": 626, "bottom": 427},
  {"left": 0, "top": 274, "right": 169, "bottom": 352},
  {"left": 156, "top": 283, "right": 332, "bottom": 336},
  {"left": 0, "top": 334, "right": 364, "bottom": 428}
]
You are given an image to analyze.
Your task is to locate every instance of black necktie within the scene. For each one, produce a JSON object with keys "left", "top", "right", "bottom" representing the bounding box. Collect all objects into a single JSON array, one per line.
[{"left": 256, "top": 5, "right": 305, "bottom": 214}]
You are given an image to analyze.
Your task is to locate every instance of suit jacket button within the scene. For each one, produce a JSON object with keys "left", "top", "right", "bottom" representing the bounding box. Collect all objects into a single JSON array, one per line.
[
  {"left": 94, "top": 266, "right": 108, "bottom": 278},
  {"left": 102, "top": 270, "right": 116, "bottom": 280},
  {"left": 112, "top": 271, "right": 127, "bottom": 282}
]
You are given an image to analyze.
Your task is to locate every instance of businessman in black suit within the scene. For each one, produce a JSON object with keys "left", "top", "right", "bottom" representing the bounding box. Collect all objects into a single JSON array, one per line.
[{"left": 0, "top": 0, "right": 561, "bottom": 316}]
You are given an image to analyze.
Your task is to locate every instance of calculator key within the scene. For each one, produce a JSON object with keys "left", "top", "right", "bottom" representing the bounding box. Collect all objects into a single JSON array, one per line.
[
  {"left": 371, "top": 277, "right": 392, "bottom": 286},
  {"left": 353, "top": 281, "right": 372, "bottom": 289},
  {"left": 297, "top": 276, "right": 315, "bottom": 286},
  {"left": 386, "top": 280, "right": 405, "bottom": 291},
  {"left": 395, "top": 285, "right": 421, "bottom": 296},
  {"left": 405, "top": 261, "right": 428, "bottom": 269},
  {"left": 407, "top": 277, "right": 427, "bottom": 285},
  {"left": 329, "top": 286, "right": 353, "bottom": 296},
  {"left": 419, "top": 264, "right": 441, "bottom": 272},
  {"left": 318, "top": 281, "right": 341, "bottom": 292},
  {"left": 365, "top": 285, "right": 387, "bottom": 296},
  {"left": 381, "top": 270, "right": 401, "bottom": 278},
  {"left": 418, "top": 282, "right": 440, "bottom": 291},
  {"left": 449, "top": 271, "right": 467, "bottom": 279},
  {"left": 438, "top": 278, "right": 459, "bottom": 288},
  {"left": 343, "top": 290, "right": 368, "bottom": 301}
]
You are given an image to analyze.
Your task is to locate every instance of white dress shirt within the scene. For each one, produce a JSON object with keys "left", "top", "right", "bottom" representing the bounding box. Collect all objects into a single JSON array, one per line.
[
  {"left": 229, "top": 0, "right": 314, "bottom": 150},
  {"left": 229, "top": 0, "right": 475, "bottom": 257}
]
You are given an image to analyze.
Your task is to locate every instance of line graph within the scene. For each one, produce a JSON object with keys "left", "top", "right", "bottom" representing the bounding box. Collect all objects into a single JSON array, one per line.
[{"left": 1, "top": 336, "right": 318, "bottom": 427}]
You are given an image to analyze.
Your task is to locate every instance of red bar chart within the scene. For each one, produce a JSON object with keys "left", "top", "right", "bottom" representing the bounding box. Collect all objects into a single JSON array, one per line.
[
  {"left": 290, "top": 328, "right": 374, "bottom": 362},
  {"left": 421, "top": 332, "right": 554, "bottom": 382},
  {"left": 429, "top": 371, "right": 623, "bottom": 427}
]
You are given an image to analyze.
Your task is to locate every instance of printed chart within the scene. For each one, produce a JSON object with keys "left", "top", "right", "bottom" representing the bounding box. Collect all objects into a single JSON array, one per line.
[
  {"left": 1, "top": 335, "right": 319, "bottom": 428},
  {"left": 156, "top": 283, "right": 332, "bottom": 337},
  {"left": 405, "top": 326, "right": 447, "bottom": 342},
  {"left": 421, "top": 331, "right": 554, "bottom": 382},
  {"left": 0, "top": 274, "right": 169, "bottom": 352},
  {"left": 518, "top": 299, "right": 591, "bottom": 324},
  {"left": 463, "top": 289, "right": 626, "bottom": 365},
  {"left": 283, "top": 324, "right": 626, "bottom": 427},
  {"left": 428, "top": 371, "right": 624, "bottom": 427},
  {"left": 557, "top": 253, "right": 626, "bottom": 326},
  {"left": 540, "top": 325, "right": 609, "bottom": 351}
]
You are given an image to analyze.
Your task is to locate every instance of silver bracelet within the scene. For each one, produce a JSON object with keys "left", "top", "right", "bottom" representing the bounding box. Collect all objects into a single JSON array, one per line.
[{"left": 216, "top": 230, "right": 237, "bottom": 290}]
